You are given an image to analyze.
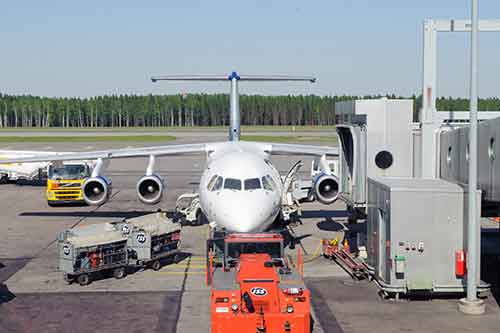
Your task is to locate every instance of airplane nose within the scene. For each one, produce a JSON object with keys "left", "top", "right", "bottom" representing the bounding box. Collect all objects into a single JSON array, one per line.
[{"left": 218, "top": 193, "right": 277, "bottom": 232}]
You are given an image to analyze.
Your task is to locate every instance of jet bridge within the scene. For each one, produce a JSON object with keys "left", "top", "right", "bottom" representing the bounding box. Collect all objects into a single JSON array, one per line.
[
  {"left": 335, "top": 98, "right": 415, "bottom": 217},
  {"left": 439, "top": 117, "right": 500, "bottom": 216}
]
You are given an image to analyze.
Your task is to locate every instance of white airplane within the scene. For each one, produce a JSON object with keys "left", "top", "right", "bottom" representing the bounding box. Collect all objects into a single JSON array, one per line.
[{"left": 0, "top": 72, "right": 339, "bottom": 232}]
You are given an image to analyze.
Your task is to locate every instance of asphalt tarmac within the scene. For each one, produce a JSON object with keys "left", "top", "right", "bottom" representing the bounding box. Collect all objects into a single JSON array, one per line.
[
  {"left": 1, "top": 135, "right": 499, "bottom": 333},
  {"left": 0, "top": 136, "right": 345, "bottom": 332}
]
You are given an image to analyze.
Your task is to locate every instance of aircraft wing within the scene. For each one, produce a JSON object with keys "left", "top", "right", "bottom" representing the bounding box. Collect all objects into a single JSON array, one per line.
[
  {"left": 0, "top": 143, "right": 209, "bottom": 164},
  {"left": 263, "top": 143, "right": 338, "bottom": 157}
]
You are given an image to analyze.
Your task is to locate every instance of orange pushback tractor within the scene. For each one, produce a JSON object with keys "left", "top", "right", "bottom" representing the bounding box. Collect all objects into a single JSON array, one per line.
[{"left": 207, "top": 232, "right": 311, "bottom": 333}]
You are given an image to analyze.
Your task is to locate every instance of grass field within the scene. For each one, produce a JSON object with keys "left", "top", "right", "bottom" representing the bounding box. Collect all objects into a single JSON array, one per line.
[
  {"left": 0, "top": 125, "right": 336, "bottom": 132},
  {"left": 241, "top": 135, "right": 337, "bottom": 143},
  {"left": 0, "top": 135, "right": 176, "bottom": 143}
]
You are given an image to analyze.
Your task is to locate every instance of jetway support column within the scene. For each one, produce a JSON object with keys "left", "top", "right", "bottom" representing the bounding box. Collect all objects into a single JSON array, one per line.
[{"left": 420, "top": 18, "right": 500, "bottom": 178}]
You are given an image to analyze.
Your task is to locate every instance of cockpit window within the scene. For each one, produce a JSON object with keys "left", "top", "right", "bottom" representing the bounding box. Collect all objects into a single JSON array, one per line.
[
  {"left": 207, "top": 175, "right": 218, "bottom": 190},
  {"left": 244, "top": 178, "right": 261, "bottom": 190},
  {"left": 262, "top": 175, "right": 277, "bottom": 191},
  {"left": 224, "top": 178, "right": 241, "bottom": 190},
  {"left": 207, "top": 175, "right": 224, "bottom": 191},
  {"left": 213, "top": 176, "right": 223, "bottom": 191}
]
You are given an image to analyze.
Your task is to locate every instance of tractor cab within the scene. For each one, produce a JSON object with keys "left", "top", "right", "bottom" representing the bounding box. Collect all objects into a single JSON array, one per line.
[{"left": 207, "top": 232, "right": 311, "bottom": 333}]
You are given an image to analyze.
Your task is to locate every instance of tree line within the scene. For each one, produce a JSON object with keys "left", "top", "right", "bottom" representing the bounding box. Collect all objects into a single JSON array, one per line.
[{"left": 0, "top": 93, "right": 498, "bottom": 128}]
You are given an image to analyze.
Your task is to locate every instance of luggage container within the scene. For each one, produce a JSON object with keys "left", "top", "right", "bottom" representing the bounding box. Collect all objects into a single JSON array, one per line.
[
  {"left": 58, "top": 223, "right": 128, "bottom": 286},
  {"left": 119, "top": 212, "right": 182, "bottom": 271},
  {"left": 58, "top": 212, "right": 181, "bottom": 285}
]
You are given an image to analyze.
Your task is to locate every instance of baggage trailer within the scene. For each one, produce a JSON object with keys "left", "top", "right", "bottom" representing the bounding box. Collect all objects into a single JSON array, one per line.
[
  {"left": 207, "top": 232, "right": 311, "bottom": 333},
  {"left": 120, "top": 212, "right": 182, "bottom": 270},
  {"left": 58, "top": 223, "right": 128, "bottom": 286},
  {"left": 58, "top": 212, "right": 181, "bottom": 285}
]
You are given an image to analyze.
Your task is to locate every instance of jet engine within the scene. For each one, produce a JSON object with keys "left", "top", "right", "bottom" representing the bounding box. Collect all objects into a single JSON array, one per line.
[
  {"left": 312, "top": 172, "right": 339, "bottom": 205},
  {"left": 136, "top": 174, "right": 164, "bottom": 204},
  {"left": 82, "top": 176, "right": 112, "bottom": 206}
]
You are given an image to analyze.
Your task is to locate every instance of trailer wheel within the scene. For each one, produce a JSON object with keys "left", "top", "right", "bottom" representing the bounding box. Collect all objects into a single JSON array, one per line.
[
  {"left": 64, "top": 274, "right": 73, "bottom": 284},
  {"left": 172, "top": 253, "right": 179, "bottom": 264},
  {"left": 195, "top": 210, "right": 207, "bottom": 226},
  {"left": 77, "top": 274, "right": 90, "bottom": 286},
  {"left": 0, "top": 175, "right": 8, "bottom": 184},
  {"left": 113, "top": 267, "right": 127, "bottom": 279},
  {"left": 151, "top": 260, "right": 161, "bottom": 271}
]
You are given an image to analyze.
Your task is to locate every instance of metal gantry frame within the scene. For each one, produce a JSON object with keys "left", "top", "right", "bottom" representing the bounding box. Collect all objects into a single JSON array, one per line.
[{"left": 420, "top": 18, "right": 500, "bottom": 178}]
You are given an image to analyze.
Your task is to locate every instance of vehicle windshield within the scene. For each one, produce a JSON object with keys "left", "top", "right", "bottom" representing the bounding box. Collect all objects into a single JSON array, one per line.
[
  {"left": 244, "top": 178, "right": 261, "bottom": 190},
  {"left": 49, "top": 165, "right": 89, "bottom": 180},
  {"left": 226, "top": 241, "right": 282, "bottom": 260},
  {"left": 224, "top": 178, "right": 241, "bottom": 190}
]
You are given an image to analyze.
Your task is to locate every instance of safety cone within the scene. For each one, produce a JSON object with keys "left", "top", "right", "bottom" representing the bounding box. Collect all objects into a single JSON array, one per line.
[{"left": 343, "top": 239, "right": 350, "bottom": 253}]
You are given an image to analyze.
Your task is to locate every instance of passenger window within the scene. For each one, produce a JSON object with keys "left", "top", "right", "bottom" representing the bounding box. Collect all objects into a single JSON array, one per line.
[
  {"left": 262, "top": 175, "right": 275, "bottom": 191},
  {"left": 224, "top": 178, "right": 241, "bottom": 190},
  {"left": 244, "top": 178, "right": 261, "bottom": 190},
  {"left": 213, "top": 176, "right": 223, "bottom": 191}
]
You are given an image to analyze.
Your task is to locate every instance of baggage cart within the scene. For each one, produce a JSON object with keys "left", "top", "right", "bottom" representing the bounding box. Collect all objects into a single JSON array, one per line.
[
  {"left": 58, "top": 223, "right": 128, "bottom": 286},
  {"left": 57, "top": 212, "right": 182, "bottom": 285},
  {"left": 119, "top": 212, "right": 182, "bottom": 271}
]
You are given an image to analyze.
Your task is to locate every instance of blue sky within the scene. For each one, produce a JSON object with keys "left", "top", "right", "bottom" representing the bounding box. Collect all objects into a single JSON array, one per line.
[{"left": 0, "top": 1, "right": 498, "bottom": 97}]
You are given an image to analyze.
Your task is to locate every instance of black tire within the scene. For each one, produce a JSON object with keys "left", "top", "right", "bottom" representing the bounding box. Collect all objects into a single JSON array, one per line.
[
  {"left": 64, "top": 274, "right": 73, "bottom": 284},
  {"left": 113, "top": 267, "right": 127, "bottom": 279},
  {"left": 77, "top": 273, "right": 90, "bottom": 286},
  {"left": 151, "top": 260, "right": 161, "bottom": 271},
  {"left": 195, "top": 210, "right": 207, "bottom": 226},
  {"left": 48, "top": 201, "right": 56, "bottom": 207},
  {"left": 172, "top": 253, "right": 179, "bottom": 264}
]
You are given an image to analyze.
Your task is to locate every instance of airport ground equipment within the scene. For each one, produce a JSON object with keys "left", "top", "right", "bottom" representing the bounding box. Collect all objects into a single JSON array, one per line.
[
  {"left": 322, "top": 239, "right": 369, "bottom": 280},
  {"left": 119, "top": 212, "right": 181, "bottom": 270},
  {"left": 0, "top": 150, "right": 49, "bottom": 182},
  {"left": 207, "top": 232, "right": 310, "bottom": 333},
  {"left": 58, "top": 212, "right": 181, "bottom": 285},
  {"left": 175, "top": 192, "right": 203, "bottom": 225},
  {"left": 366, "top": 177, "right": 489, "bottom": 297},
  {"left": 334, "top": 98, "right": 415, "bottom": 217},
  {"left": 46, "top": 161, "right": 94, "bottom": 206}
]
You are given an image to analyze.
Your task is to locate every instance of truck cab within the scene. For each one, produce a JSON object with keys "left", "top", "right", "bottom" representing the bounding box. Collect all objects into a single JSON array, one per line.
[
  {"left": 208, "top": 233, "right": 311, "bottom": 333},
  {"left": 47, "top": 162, "right": 91, "bottom": 206}
]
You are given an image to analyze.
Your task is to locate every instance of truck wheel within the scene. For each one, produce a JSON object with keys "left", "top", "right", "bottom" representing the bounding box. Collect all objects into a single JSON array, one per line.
[
  {"left": 77, "top": 274, "right": 91, "bottom": 286},
  {"left": 151, "top": 260, "right": 161, "bottom": 271},
  {"left": 113, "top": 267, "right": 127, "bottom": 279}
]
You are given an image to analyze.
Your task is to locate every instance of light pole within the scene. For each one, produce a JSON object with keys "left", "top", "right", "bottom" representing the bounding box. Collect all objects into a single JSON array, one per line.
[{"left": 458, "top": 0, "right": 485, "bottom": 315}]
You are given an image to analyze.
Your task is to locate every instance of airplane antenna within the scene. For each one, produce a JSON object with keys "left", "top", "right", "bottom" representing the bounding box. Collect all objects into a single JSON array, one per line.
[{"left": 151, "top": 72, "right": 316, "bottom": 141}]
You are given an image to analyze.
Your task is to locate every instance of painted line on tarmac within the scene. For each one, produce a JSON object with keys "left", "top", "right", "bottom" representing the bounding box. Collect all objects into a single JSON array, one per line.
[
  {"left": 147, "top": 271, "right": 206, "bottom": 275},
  {"left": 170, "top": 264, "right": 206, "bottom": 268}
]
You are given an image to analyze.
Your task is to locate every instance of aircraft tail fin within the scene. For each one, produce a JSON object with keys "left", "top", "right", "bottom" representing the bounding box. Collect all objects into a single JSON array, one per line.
[{"left": 151, "top": 72, "right": 316, "bottom": 141}]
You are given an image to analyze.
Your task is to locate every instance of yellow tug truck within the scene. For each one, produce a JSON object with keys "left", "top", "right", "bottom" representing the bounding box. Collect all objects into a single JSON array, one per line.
[{"left": 47, "top": 162, "right": 94, "bottom": 206}]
